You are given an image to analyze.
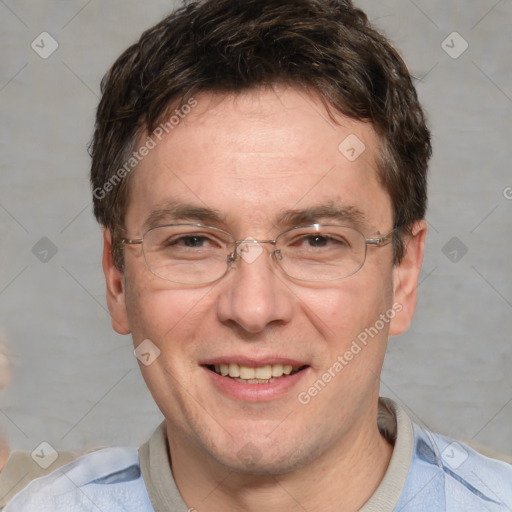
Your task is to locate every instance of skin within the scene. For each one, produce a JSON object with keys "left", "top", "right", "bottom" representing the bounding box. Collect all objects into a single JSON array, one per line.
[{"left": 103, "top": 87, "right": 426, "bottom": 512}]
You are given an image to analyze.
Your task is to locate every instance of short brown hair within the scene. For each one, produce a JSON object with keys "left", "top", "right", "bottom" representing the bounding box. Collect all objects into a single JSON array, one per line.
[{"left": 90, "top": 0, "right": 431, "bottom": 268}]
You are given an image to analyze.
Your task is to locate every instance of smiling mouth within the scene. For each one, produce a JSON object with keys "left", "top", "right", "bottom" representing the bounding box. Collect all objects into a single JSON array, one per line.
[{"left": 206, "top": 363, "right": 308, "bottom": 384}]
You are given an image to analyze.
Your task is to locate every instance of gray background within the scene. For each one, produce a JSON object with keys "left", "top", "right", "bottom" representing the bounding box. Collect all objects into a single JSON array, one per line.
[{"left": 0, "top": 0, "right": 510, "bottom": 458}]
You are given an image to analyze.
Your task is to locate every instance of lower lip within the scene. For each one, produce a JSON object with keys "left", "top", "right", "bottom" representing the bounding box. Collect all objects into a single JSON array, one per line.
[{"left": 203, "top": 366, "right": 310, "bottom": 402}]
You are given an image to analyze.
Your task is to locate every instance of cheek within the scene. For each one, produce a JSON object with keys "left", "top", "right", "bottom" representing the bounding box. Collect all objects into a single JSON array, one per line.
[
  {"left": 297, "top": 277, "right": 394, "bottom": 342},
  {"left": 123, "top": 268, "right": 216, "bottom": 344}
]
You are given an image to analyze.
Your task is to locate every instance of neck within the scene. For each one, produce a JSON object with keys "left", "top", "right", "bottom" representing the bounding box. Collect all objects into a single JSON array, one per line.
[{"left": 168, "top": 407, "right": 393, "bottom": 512}]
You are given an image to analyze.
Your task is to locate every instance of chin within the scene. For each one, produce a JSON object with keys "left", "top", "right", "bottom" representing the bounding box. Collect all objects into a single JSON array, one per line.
[{"left": 206, "top": 432, "right": 320, "bottom": 476}]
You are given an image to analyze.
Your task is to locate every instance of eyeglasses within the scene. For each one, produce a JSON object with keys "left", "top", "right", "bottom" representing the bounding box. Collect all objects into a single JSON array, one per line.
[{"left": 121, "top": 223, "right": 395, "bottom": 284}]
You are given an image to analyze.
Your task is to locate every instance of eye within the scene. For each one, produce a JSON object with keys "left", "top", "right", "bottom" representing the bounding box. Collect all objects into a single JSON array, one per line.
[
  {"left": 164, "top": 234, "right": 222, "bottom": 249},
  {"left": 303, "top": 235, "right": 333, "bottom": 247},
  {"left": 168, "top": 235, "right": 212, "bottom": 248},
  {"left": 291, "top": 234, "right": 350, "bottom": 249}
]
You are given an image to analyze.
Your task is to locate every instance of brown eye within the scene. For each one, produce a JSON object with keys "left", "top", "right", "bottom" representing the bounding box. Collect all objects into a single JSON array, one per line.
[{"left": 167, "top": 235, "right": 212, "bottom": 248}]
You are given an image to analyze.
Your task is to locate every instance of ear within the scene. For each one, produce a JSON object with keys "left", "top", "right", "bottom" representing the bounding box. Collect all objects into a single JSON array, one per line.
[
  {"left": 102, "top": 229, "right": 131, "bottom": 335},
  {"left": 389, "top": 220, "right": 427, "bottom": 336}
]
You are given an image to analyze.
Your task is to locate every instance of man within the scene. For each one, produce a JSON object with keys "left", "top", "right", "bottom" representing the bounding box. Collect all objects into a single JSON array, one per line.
[{"left": 5, "top": 0, "right": 512, "bottom": 510}]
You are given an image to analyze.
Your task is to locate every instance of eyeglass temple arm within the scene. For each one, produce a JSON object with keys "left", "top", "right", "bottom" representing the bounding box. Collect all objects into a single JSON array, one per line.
[
  {"left": 365, "top": 230, "right": 396, "bottom": 246},
  {"left": 121, "top": 238, "right": 143, "bottom": 245}
]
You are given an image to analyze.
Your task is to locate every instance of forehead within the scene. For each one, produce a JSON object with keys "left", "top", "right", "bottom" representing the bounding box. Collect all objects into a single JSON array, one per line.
[{"left": 125, "top": 87, "right": 392, "bottom": 234}]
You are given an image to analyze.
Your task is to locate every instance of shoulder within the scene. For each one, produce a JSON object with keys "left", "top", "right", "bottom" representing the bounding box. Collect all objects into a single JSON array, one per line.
[
  {"left": 3, "top": 447, "right": 153, "bottom": 512},
  {"left": 433, "top": 430, "right": 512, "bottom": 510},
  {"left": 403, "top": 423, "right": 512, "bottom": 511},
  {"left": 0, "top": 450, "right": 76, "bottom": 508}
]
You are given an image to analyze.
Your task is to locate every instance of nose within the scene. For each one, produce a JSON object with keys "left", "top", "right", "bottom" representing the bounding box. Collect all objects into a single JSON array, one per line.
[{"left": 215, "top": 244, "right": 294, "bottom": 334}]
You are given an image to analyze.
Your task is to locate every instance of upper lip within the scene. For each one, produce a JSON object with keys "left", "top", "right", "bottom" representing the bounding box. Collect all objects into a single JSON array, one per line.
[{"left": 200, "top": 356, "right": 309, "bottom": 368}]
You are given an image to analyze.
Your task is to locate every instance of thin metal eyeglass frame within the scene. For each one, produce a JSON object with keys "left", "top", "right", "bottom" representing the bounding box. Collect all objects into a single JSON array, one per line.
[{"left": 120, "top": 223, "right": 396, "bottom": 283}]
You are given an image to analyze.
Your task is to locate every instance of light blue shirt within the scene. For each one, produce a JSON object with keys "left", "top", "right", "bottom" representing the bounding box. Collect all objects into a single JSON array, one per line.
[{"left": 5, "top": 399, "right": 512, "bottom": 511}]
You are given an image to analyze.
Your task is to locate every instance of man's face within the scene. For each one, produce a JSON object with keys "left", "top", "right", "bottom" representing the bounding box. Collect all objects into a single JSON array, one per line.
[{"left": 104, "top": 87, "right": 422, "bottom": 473}]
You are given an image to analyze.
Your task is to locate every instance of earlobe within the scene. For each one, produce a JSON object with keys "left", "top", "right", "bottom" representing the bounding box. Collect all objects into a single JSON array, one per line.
[
  {"left": 102, "top": 229, "right": 131, "bottom": 335},
  {"left": 389, "top": 221, "right": 427, "bottom": 336}
]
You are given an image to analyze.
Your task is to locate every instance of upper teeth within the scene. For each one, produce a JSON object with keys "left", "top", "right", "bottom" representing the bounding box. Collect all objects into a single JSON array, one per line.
[{"left": 215, "top": 363, "right": 294, "bottom": 380}]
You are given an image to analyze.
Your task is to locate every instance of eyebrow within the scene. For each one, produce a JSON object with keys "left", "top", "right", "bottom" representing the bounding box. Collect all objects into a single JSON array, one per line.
[
  {"left": 277, "top": 203, "right": 370, "bottom": 230},
  {"left": 143, "top": 201, "right": 226, "bottom": 231},
  {"left": 142, "top": 200, "right": 371, "bottom": 233}
]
